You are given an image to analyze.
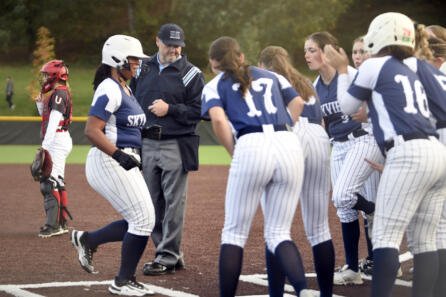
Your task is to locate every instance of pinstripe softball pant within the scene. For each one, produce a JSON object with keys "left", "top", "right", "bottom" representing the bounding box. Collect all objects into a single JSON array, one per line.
[
  {"left": 85, "top": 147, "right": 155, "bottom": 236},
  {"left": 222, "top": 130, "right": 304, "bottom": 253}
]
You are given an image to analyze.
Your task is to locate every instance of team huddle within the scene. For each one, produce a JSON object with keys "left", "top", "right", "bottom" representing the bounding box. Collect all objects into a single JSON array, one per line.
[{"left": 30, "top": 11, "right": 446, "bottom": 297}]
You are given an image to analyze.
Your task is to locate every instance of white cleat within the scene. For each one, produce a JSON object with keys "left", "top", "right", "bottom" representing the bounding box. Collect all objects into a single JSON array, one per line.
[
  {"left": 334, "top": 265, "right": 363, "bottom": 285},
  {"left": 70, "top": 230, "right": 97, "bottom": 274},
  {"left": 109, "top": 276, "right": 155, "bottom": 296}
]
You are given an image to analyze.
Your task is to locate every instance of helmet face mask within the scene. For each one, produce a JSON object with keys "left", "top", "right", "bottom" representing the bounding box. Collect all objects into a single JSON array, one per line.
[
  {"left": 40, "top": 60, "right": 68, "bottom": 93},
  {"left": 102, "top": 35, "right": 149, "bottom": 69},
  {"left": 363, "top": 12, "right": 415, "bottom": 56}
]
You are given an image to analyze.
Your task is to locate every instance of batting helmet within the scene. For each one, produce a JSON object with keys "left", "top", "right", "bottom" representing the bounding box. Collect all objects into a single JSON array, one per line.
[
  {"left": 363, "top": 12, "right": 415, "bottom": 56},
  {"left": 102, "top": 35, "right": 148, "bottom": 69},
  {"left": 40, "top": 60, "right": 69, "bottom": 94}
]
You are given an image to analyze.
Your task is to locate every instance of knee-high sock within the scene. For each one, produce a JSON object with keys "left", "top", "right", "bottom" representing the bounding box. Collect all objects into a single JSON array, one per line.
[
  {"left": 86, "top": 220, "right": 128, "bottom": 248},
  {"left": 58, "top": 189, "right": 68, "bottom": 223},
  {"left": 219, "top": 244, "right": 243, "bottom": 297},
  {"left": 364, "top": 219, "right": 373, "bottom": 260},
  {"left": 433, "top": 249, "right": 446, "bottom": 297},
  {"left": 275, "top": 241, "right": 307, "bottom": 295},
  {"left": 118, "top": 232, "right": 149, "bottom": 280},
  {"left": 52, "top": 190, "right": 61, "bottom": 223},
  {"left": 371, "top": 248, "right": 399, "bottom": 297},
  {"left": 265, "top": 245, "right": 285, "bottom": 297},
  {"left": 412, "top": 251, "right": 438, "bottom": 297},
  {"left": 341, "top": 220, "right": 360, "bottom": 271},
  {"left": 313, "top": 240, "right": 334, "bottom": 297}
]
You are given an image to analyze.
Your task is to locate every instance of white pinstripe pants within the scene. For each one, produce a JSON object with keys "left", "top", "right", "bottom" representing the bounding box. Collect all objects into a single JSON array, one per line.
[
  {"left": 436, "top": 128, "right": 446, "bottom": 250},
  {"left": 85, "top": 147, "right": 155, "bottom": 236},
  {"left": 373, "top": 137, "right": 446, "bottom": 254},
  {"left": 331, "top": 134, "right": 383, "bottom": 223},
  {"left": 222, "top": 131, "right": 304, "bottom": 253},
  {"left": 293, "top": 121, "right": 332, "bottom": 246}
]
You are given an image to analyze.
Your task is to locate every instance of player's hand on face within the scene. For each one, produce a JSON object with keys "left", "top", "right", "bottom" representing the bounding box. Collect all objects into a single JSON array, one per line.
[
  {"left": 324, "top": 45, "right": 349, "bottom": 74},
  {"left": 148, "top": 99, "right": 169, "bottom": 117}
]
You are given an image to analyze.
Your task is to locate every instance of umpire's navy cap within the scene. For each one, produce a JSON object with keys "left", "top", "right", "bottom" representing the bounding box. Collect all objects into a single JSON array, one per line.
[{"left": 158, "top": 24, "right": 185, "bottom": 47}]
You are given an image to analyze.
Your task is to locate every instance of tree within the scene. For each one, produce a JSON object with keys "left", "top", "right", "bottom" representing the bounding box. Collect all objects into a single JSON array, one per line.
[{"left": 27, "top": 26, "right": 55, "bottom": 101}]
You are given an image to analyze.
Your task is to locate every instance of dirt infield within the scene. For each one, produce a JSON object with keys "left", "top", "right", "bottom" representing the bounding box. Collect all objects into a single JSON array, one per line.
[{"left": 0, "top": 164, "right": 412, "bottom": 297}]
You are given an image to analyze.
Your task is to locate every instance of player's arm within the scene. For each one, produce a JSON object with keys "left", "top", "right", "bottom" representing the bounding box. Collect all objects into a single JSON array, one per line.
[
  {"left": 352, "top": 101, "right": 368, "bottom": 123},
  {"left": 208, "top": 106, "right": 234, "bottom": 157},
  {"left": 84, "top": 116, "right": 118, "bottom": 156},
  {"left": 287, "top": 96, "right": 305, "bottom": 124}
]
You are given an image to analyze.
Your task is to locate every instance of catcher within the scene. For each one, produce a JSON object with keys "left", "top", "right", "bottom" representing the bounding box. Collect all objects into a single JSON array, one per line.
[{"left": 31, "top": 60, "right": 73, "bottom": 238}]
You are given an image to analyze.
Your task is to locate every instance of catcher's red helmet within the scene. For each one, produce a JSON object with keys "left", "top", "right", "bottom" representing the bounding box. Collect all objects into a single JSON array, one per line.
[{"left": 40, "top": 60, "right": 69, "bottom": 93}]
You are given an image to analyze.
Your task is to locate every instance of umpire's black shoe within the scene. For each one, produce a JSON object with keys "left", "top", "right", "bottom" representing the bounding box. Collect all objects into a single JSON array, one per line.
[{"left": 143, "top": 262, "right": 175, "bottom": 276}]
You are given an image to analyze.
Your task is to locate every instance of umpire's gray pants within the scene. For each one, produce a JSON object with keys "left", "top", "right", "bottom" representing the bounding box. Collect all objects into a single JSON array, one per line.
[{"left": 141, "top": 138, "right": 187, "bottom": 267}]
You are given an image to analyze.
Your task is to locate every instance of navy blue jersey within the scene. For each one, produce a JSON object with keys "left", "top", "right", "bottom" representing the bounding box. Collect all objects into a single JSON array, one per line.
[
  {"left": 300, "top": 95, "right": 323, "bottom": 125},
  {"left": 404, "top": 57, "right": 446, "bottom": 125},
  {"left": 347, "top": 56, "right": 437, "bottom": 150},
  {"left": 201, "top": 67, "right": 298, "bottom": 132},
  {"left": 89, "top": 78, "right": 146, "bottom": 148},
  {"left": 314, "top": 66, "right": 362, "bottom": 138}
]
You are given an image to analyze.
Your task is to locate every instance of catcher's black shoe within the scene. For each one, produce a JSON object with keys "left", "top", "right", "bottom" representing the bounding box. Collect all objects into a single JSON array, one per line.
[
  {"left": 143, "top": 262, "right": 175, "bottom": 276},
  {"left": 71, "top": 230, "right": 97, "bottom": 274},
  {"left": 38, "top": 224, "right": 64, "bottom": 238}
]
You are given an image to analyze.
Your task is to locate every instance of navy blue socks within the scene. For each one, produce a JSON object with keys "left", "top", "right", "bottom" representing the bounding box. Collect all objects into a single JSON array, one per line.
[
  {"left": 265, "top": 245, "right": 285, "bottom": 297},
  {"left": 312, "top": 240, "right": 334, "bottom": 297},
  {"left": 371, "top": 248, "right": 399, "bottom": 297},
  {"left": 363, "top": 220, "right": 373, "bottom": 260},
  {"left": 86, "top": 219, "right": 128, "bottom": 248},
  {"left": 219, "top": 244, "right": 243, "bottom": 297},
  {"left": 118, "top": 232, "right": 149, "bottom": 280},
  {"left": 274, "top": 241, "right": 307, "bottom": 295},
  {"left": 341, "top": 220, "right": 360, "bottom": 271},
  {"left": 433, "top": 249, "right": 446, "bottom": 297},
  {"left": 412, "top": 251, "right": 438, "bottom": 297}
]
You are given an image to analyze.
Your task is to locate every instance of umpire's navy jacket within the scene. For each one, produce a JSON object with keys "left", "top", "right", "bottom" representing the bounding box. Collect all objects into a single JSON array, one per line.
[{"left": 130, "top": 54, "right": 205, "bottom": 136}]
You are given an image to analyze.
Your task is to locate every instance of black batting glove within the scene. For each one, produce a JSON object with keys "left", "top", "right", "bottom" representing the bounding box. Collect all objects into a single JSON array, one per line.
[{"left": 112, "top": 149, "right": 141, "bottom": 171}]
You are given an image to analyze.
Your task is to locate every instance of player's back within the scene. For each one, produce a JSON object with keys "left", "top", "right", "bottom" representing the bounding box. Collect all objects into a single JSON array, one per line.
[
  {"left": 357, "top": 56, "right": 437, "bottom": 145},
  {"left": 202, "top": 66, "right": 295, "bottom": 132}
]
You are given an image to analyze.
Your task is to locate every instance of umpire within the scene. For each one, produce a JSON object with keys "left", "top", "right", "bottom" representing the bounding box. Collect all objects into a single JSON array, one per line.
[{"left": 131, "top": 23, "right": 204, "bottom": 276}]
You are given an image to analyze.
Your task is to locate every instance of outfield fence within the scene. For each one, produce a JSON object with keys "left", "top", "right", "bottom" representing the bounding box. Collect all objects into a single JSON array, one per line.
[{"left": 0, "top": 116, "right": 219, "bottom": 145}]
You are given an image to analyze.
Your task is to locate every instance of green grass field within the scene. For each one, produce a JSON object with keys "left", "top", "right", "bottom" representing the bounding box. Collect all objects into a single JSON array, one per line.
[
  {"left": 0, "top": 145, "right": 231, "bottom": 165},
  {"left": 0, "top": 64, "right": 317, "bottom": 116}
]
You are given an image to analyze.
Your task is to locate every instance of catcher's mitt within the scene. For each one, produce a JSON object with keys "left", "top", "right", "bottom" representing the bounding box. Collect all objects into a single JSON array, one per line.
[{"left": 30, "top": 148, "right": 52, "bottom": 182}]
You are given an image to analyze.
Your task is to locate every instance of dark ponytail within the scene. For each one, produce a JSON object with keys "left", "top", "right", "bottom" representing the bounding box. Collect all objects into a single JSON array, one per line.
[
  {"left": 209, "top": 37, "right": 252, "bottom": 97},
  {"left": 93, "top": 64, "right": 112, "bottom": 90}
]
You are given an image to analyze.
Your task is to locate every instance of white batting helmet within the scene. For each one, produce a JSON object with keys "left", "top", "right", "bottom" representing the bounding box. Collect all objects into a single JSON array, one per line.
[
  {"left": 102, "top": 35, "right": 149, "bottom": 68},
  {"left": 363, "top": 12, "right": 415, "bottom": 55}
]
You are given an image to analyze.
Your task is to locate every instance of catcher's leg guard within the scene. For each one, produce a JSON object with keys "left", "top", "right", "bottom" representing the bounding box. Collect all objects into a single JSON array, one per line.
[{"left": 40, "top": 179, "right": 60, "bottom": 228}]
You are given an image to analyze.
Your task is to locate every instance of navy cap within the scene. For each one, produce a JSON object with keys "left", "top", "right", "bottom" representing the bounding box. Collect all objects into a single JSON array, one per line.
[{"left": 158, "top": 24, "right": 185, "bottom": 47}]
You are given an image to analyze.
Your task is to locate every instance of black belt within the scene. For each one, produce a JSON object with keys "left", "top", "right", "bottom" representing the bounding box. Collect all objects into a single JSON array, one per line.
[
  {"left": 142, "top": 126, "right": 180, "bottom": 140},
  {"left": 383, "top": 132, "right": 429, "bottom": 152},
  {"left": 237, "top": 125, "right": 288, "bottom": 139},
  {"left": 437, "top": 121, "right": 446, "bottom": 129},
  {"left": 333, "top": 129, "right": 368, "bottom": 142}
]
